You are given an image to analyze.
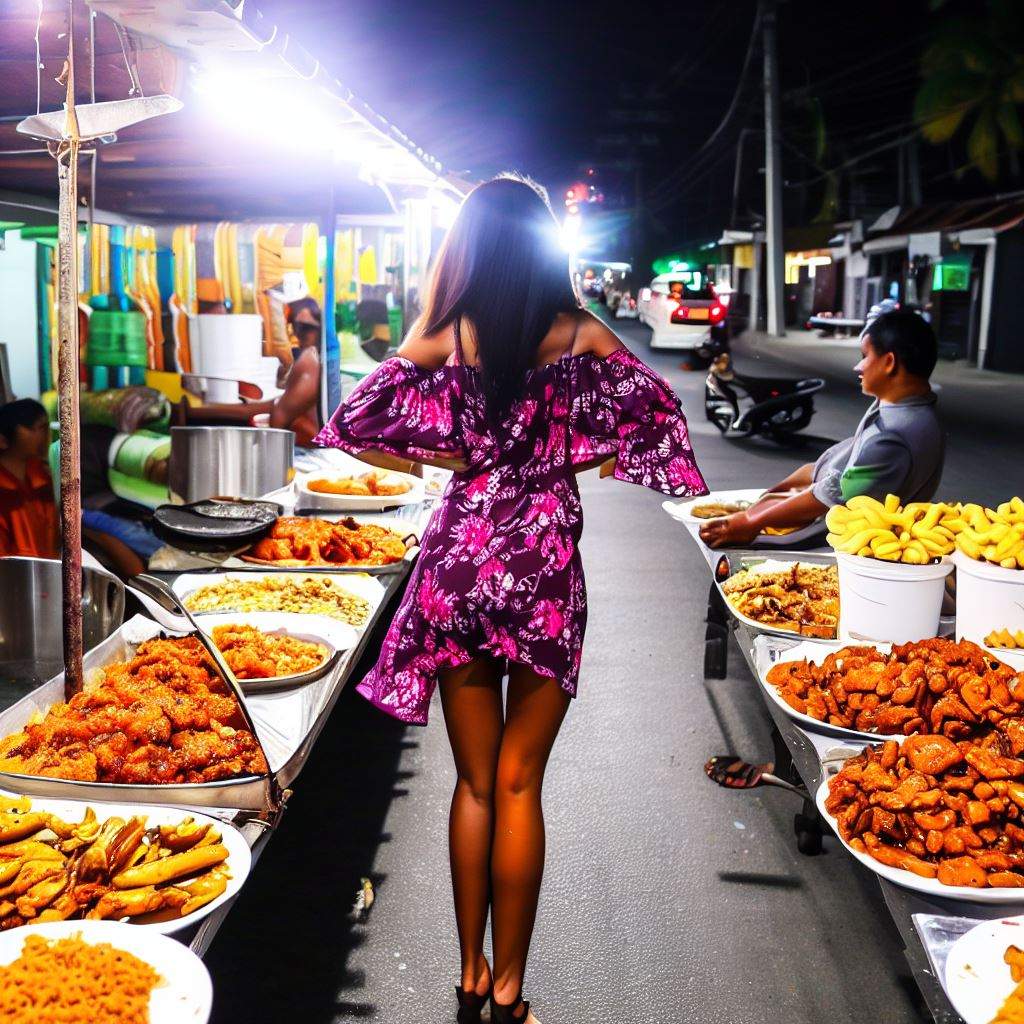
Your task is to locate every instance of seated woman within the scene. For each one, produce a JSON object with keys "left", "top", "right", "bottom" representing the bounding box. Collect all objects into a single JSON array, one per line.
[{"left": 0, "top": 399, "right": 58, "bottom": 558}]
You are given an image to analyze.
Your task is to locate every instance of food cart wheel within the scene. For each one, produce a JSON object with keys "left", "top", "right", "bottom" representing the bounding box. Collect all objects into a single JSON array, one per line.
[{"left": 794, "top": 804, "right": 824, "bottom": 856}]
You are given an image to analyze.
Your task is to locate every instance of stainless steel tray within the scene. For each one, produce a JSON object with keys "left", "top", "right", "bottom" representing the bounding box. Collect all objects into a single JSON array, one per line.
[
  {"left": 713, "top": 548, "right": 838, "bottom": 642},
  {"left": 0, "top": 616, "right": 275, "bottom": 811}
]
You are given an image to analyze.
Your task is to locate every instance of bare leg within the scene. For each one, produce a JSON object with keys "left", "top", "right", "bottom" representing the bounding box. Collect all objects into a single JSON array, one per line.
[
  {"left": 490, "top": 665, "right": 570, "bottom": 1014},
  {"left": 439, "top": 657, "right": 504, "bottom": 998}
]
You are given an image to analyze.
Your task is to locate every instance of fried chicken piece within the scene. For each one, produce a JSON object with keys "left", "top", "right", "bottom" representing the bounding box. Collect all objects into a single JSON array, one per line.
[{"left": 902, "top": 734, "right": 963, "bottom": 775}]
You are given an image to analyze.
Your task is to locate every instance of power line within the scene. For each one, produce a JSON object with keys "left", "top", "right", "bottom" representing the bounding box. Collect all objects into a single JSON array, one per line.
[{"left": 645, "top": 5, "right": 763, "bottom": 205}]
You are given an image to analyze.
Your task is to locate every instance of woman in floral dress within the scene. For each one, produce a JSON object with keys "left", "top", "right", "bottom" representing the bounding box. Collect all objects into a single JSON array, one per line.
[{"left": 316, "top": 175, "right": 707, "bottom": 1023}]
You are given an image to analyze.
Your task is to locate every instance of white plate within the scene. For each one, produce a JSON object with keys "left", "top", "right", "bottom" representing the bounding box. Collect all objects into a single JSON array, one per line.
[
  {"left": 173, "top": 571, "right": 385, "bottom": 632},
  {"left": 664, "top": 487, "right": 764, "bottom": 526},
  {"left": 0, "top": 919, "right": 212, "bottom": 1023},
  {"left": 758, "top": 639, "right": 899, "bottom": 743},
  {"left": 296, "top": 468, "right": 425, "bottom": 511},
  {"left": 816, "top": 781, "right": 1024, "bottom": 904},
  {"left": 663, "top": 487, "right": 825, "bottom": 547},
  {"left": 0, "top": 789, "right": 251, "bottom": 935},
  {"left": 719, "top": 556, "right": 839, "bottom": 642},
  {"left": 945, "top": 916, "right": 1024, "bottom": 1024},
  {"left": 187, "top": 611, "right": 358, "bottom": 690}
]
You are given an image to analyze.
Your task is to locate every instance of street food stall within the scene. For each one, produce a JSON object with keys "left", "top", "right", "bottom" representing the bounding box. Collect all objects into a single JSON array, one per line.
[
  {"left": 0, "top": 0, "right": 467, "bottom": 1012},
  {"left": 668, "top": 488, "right": 1024, "bottom": 1024}
]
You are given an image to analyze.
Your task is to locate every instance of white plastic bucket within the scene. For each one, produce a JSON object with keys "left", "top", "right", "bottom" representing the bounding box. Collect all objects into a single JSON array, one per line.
[
  {"left": 954, "top": 549, "right": 1024, "bottom": 646},
  {"left": 190, "top": 314, "right": 263, "bottom": 376},
  {"left": 837, "top": 551, "right": 953, "bottom": 644}
]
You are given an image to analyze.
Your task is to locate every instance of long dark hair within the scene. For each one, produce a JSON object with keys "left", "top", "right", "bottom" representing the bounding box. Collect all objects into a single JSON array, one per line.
[{"left": 417, "top": 174, "right": 580, "bottom": 420}]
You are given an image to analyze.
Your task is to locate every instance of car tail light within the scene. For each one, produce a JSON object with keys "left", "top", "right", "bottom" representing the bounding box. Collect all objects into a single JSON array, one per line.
[
  {"left": 709, "top": 304, "right": 726, "bottom": 325},
  {"left": 670, "top": 303, "right": 688, "bottom": 324}
]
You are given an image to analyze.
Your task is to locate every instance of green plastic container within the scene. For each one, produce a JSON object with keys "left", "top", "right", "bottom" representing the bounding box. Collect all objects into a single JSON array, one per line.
[
  {"left": 86, "top": 310, "right": 148, "bottom": 368},
  {"left": 388, "top": 307, "right": 403, "bottom": 346}
]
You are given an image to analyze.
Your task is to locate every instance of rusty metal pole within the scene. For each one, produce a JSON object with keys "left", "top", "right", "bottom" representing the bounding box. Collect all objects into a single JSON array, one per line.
[{"left": 56, "top": 7, "right": 83, "bottom": 698}]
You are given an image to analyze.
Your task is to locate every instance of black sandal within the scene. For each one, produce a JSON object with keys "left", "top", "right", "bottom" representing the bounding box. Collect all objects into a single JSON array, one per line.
[
  {"left": 455, "top": 986, "right": 489, "bottom": 1024},
  {"left": 490, "top": 993, "right": 531, "bottom": 1023}
]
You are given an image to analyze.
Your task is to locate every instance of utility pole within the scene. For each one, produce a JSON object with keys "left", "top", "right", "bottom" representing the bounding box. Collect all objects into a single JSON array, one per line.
[{"left": 762, "top": 0, "right": 786, "bottom": 337}]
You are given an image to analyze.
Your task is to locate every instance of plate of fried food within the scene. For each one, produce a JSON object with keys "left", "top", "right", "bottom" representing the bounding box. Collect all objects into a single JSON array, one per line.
[
  {"left": 193, "top": 613, "right": 357, "bottom": 692},
  {"left": 0, "top": 633, "right": 270, "bottom": 790},
  {"left": 761, "top": 637, "right": 1023, "bottom": 744},
  {"left": 173, "top": 572, "right": 384, "bottom": 631},
  {"left": 297, "top": 467, "right": 425, "bottom": 512},
  {"left": 818, "top": 732, "right": 1024, "bottom": 903},
  {"left": 0, "top": 919, "right": 212, "bottom": 1023},
  {"left": 945, "top": 919, "right": 1024, "bottom": 1024},
  {"left": 719, "top": 557, "right": 839, "bottom": 639},
  {"left": 240, "top": 515, "right": 415, "bottom": 572},
  {"left": 0, "top": 790, "right": 250, "bottom": 935}
]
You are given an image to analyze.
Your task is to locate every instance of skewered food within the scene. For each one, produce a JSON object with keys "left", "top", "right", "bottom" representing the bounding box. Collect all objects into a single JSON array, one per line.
[
  {"left": 210, "top": 623, "right": 327, "bottom": 679},
  {"left": 0, "top": 636, "right": 268, "bottom": 784},
  {"left": 994, "top": 946, "right": 1024, "bottom": 1024},
  {"left": 988, "top": 630, "right": 1024, "bottom": 651},
  {"left": 246, "top": 516, "right": 407, "bottom": 567},
  {"left": 0, "top": 932, "right": 161, "bottom": 1023},
  {"left": 956, "top": 498, "right": 1024, "bottom": 570},
  {"left": 183, "top": 574, "right": 371, "bottom": 626},
  {"left": 0, "top": 795, "right": 230, "bottom": 931},
  {"left": 825, "top": 732, "right": 1024, "bottom": 888},
  {"left": 308, "top": 470, "right": 412, "bottom": 497},
  {"left": 766, "top": 638, "right": 1024, "bottom": 739},
  {"left": 722, "top": 562, "right": 838, "bottom": 638},
  {"left": 826, "top": 494, "right": 963, "bottom": 564}
]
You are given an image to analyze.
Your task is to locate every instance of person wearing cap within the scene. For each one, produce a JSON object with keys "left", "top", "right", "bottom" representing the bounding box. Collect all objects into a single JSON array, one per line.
[
  {"left": 269, "top": 296, "right": 323, "bottom": 447},
  {"left": 701, "top": 309, "right": 945, "bottom": 548}
]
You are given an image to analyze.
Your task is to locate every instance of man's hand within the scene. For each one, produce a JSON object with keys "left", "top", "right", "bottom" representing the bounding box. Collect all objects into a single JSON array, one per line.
[{"left": 699, "top": 511, "right": 762, "bottom": 549}]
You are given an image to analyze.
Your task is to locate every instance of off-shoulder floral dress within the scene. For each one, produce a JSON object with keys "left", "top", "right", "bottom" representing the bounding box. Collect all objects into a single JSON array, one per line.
[{"left": 314, "top": 323, "right": 707, "bottom": 724}]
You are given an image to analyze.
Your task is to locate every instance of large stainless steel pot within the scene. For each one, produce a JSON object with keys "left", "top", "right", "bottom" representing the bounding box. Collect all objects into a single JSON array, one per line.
[
  {"left": 0, "top": 557, "right": 125, "bottom": 698},
  {"left": 168, "top": 426, "right": 294, "bottom": 503}
]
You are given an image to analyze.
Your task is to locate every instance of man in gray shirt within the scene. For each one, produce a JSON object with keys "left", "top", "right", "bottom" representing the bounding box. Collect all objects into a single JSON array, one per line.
[{"left": 701, "top": 310, "right": 945, "bottom": 547}]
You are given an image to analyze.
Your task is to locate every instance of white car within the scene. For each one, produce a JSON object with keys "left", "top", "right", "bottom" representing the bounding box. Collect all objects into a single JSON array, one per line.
[{"left": 637, "top": 271, "right": 728, "bottom": 350}]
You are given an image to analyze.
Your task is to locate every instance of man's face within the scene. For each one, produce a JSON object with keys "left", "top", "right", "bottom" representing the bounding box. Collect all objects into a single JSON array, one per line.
[
  {"left": 15, "top": 416, "right": 50, "bottom": 459},
  {"left": 293, "top": 316, "right": 320, "bottom": 350},
  {"left": 854, "top": 334, "right": 894, "bottom": 397}
]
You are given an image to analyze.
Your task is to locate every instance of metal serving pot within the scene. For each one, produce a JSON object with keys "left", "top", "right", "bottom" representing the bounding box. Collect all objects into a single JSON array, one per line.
[
  {"left": 0, "top": 557, "right": 125, "bottom": 694},
  {"left": 168, "top": 426, "right": 294, "bottom": 503}
]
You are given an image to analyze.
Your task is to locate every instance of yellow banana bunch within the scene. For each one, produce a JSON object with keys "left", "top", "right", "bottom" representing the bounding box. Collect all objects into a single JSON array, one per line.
[
  {"left": 825, "top": 494, "right": 962, "bottom": 564},
  {"left": 955, "top": 497, "right": 1024, "bottom": 569}
]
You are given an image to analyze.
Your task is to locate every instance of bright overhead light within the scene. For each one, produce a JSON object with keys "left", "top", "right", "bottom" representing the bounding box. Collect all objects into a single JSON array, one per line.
[{"left": 191, "top": 68, "right": 433, "bottom": 185}]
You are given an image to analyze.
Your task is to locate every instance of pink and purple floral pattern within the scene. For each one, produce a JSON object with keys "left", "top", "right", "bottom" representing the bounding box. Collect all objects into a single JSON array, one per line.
[{"left": 314, "top": 346, "right": 707, "bottom": 724}]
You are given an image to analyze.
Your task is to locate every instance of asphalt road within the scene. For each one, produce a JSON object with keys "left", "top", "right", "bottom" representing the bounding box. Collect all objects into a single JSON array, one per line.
[{"left": 205, "top": 321, "right": 1020, "bottom": 1024}]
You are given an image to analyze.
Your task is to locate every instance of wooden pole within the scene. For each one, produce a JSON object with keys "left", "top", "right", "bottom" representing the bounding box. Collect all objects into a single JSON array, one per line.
[{"left": 56, "top": 4, "right": 83, "bottom": 698}]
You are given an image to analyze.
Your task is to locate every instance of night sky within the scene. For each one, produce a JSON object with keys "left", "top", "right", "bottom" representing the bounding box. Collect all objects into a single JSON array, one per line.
[{"left": 258, "top": 0, "right": 927, "bottom": 193}]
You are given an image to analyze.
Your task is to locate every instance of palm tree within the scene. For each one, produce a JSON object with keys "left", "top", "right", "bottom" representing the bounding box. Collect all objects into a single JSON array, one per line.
[{"left": 914, "top": 0, "right": 1024, "bottom": 181}]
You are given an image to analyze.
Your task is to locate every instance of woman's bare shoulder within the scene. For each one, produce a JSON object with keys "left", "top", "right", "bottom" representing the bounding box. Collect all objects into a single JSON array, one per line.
[
  {"left": 395, "top": 321, "right": 457, "bottom": 370},
  {"left": 571, "top": 310, "right": 625, "bottom": 358}
]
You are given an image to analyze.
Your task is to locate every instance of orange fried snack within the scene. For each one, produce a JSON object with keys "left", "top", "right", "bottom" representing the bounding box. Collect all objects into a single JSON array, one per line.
[
  {"left": 766, "top": 638, "right": 1024, "bottom": 740},
  {"left": 308, "top": 470, "right": 411, "bottom": 497},
  {"left": 0, "top": 933, "right": 161, "bottom": 1024},
  {"left": 0, "top": 636, "right": 268, "bottom": 784},
  {"left": 825, "top": 733, "right": 1024, "bottom": 888},
  {"left": 211, "top": 623, "right": 326, "bottom": 679},
  {"left": 248, "top": 516, "right": 407, "bottom": 567},
  {"left": 993, "top": 948, "right": 1024, "bottom": 1024}
]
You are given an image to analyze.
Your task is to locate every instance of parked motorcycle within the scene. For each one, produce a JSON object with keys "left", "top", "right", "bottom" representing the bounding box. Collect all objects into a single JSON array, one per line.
[{"left": 704, "top": 353, "right": 825, "bottom": 438}]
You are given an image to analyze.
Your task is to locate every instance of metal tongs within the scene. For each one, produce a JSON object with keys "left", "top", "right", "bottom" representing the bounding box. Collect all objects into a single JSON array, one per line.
[{"left": 128, "top": 574, "right": 242, "bottom": 692}]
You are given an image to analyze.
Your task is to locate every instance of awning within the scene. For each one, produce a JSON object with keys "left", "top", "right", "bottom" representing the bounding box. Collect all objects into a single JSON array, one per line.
[
  {"left": 863, "top": 234, "right": 909, "bottom": 254},
  {"left": 0, "top": 0, "right": 470, "bottom": 223}
]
